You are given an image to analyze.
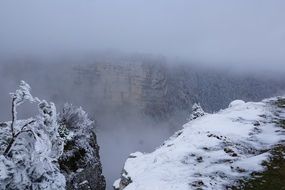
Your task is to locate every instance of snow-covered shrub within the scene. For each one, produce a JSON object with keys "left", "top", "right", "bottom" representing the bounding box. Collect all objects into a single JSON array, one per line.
[
  {"left": 58, "top": 103, "right": 93, "bottom": 140},
  {"left": 188, "top": 103, "right": 205, "bottom": 121},
  {"left": 58, "top": 104, "right": 106, "bottom": 190},
  {"left": 58, "top": 103, "right": 94, "bottom": 162},
  {"left": 0, "top": 81, "right": 65, "bottom": 190}
]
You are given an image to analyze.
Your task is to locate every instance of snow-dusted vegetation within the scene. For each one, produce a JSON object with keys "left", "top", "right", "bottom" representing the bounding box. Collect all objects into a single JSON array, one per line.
[
  {"left": 114, "top": 97, "right": 285, "bottom": 190},
  {"left": 0, "top": 81, "right": 65, "bottom": 189},
  {"left": 58, "top": 104, "right": 106, "bottom": 190},
  {"left": 0, "top": 81, "right": 105, "bottom": 190},
  {"left": 188, "top": 103, "right": 206, "bottom": 121}
]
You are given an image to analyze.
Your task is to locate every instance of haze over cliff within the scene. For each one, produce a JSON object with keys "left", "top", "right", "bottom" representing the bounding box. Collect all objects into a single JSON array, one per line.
[{"left": 0, "top": 54, "right": 284, "bottom": 188}]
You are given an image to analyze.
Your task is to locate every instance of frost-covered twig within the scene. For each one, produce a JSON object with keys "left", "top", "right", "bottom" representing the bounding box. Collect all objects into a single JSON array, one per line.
[
  {"left": 5, "top": 119, "right": 37, "bottom": 156},
  {"left": 9, "top": 81, "right": 35, "bottom": 138},
  {"left": 21, "top": 119, "right": 36, "bottom": 131},
  {"left": 4, "top": 129, "right": 36, "bottom": 156},
  {"left": 4, "top": 81, "right": 36, "bottom": 156},
  {"left": 11, "top": 97, "right": 16, "bottom": 138}
]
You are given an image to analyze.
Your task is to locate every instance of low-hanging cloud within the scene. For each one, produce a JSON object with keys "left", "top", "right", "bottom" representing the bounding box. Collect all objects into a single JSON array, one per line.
[{"left": 0, "top": 0, "right": 285, "bottom": 72}]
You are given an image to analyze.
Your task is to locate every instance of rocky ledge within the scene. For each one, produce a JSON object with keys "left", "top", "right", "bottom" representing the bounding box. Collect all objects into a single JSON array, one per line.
[{"left": 114, "top": 97, "right": 285, "bottom": 190}]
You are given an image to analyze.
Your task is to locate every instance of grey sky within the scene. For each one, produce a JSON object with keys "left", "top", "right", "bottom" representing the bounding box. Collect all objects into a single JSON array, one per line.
[{"left": 0, "top": 0, "right": 285, "bottom": 71}]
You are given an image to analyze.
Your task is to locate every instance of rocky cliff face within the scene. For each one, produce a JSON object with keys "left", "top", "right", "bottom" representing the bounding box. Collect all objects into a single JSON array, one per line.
[
  {"left": 59, "top": 130, "right": 106, "bottom": 190},
  {"left": 73, "top": 60, "right": 285, "bottom": 120}
]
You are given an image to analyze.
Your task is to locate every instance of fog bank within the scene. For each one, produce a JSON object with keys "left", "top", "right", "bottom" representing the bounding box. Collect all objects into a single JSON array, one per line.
[{"left": 0, "top": 0, "right": 285, "bottom": 73}]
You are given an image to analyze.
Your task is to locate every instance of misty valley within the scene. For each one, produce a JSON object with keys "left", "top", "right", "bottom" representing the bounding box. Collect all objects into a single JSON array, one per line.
[{"left": 0, "top": 55, "right": 284, "bottom": 190}]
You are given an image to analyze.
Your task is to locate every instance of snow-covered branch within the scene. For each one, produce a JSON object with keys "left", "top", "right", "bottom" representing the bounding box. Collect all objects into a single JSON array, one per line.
[
  {"left": 0, "top": 81, "right": 66, "bottom": 189},
  {"left": 9, "top": 81, "right": 35, "bottom": 138}
]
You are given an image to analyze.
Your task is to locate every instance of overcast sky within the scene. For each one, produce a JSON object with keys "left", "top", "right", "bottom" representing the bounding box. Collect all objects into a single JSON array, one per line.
[{"left": 0, "top": 0, "right": 285, "bottom": 71}]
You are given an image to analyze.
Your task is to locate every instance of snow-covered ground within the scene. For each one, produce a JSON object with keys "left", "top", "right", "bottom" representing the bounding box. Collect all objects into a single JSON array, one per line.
[{"left": 114, "top": 97, "right": 285, "bottom": 190}]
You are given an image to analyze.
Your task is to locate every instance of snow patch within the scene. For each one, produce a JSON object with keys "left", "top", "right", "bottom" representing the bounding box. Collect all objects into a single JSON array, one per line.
[{"left": 229, "top": 100, "right": 245, "bottom": 108}]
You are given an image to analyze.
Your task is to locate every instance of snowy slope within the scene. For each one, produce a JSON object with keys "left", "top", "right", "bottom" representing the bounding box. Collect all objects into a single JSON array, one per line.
[{"left": 114, "top": 97, "right": 285, "bottom": 190}]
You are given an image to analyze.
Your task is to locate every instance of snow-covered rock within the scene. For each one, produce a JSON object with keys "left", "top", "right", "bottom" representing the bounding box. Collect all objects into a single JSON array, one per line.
[
  {"left": 114, "top": 97, "right": 285, "bottom": 190},
  {"left": 229, "top": 100, "right": 246, "bottom": 108},
  {"left": 58, "top": 104, "right": 106, "bottom": 190}
]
